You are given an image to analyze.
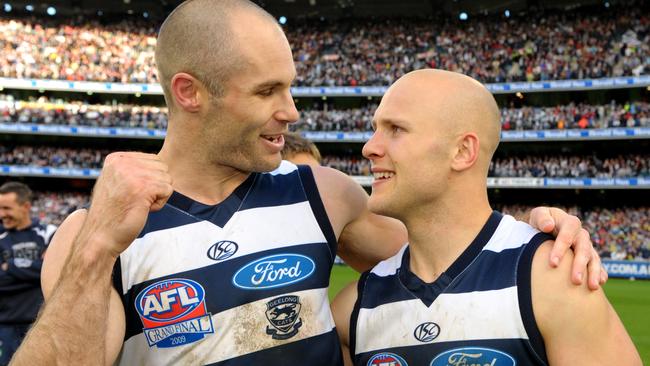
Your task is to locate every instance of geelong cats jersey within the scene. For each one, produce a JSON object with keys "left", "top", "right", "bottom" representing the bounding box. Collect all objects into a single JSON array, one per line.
[
  {"left": 114, "top": 162, "right": 343, "bottom": 365},
  {"left": 352, "top": 212, "right": 552, "bottom": 366}
]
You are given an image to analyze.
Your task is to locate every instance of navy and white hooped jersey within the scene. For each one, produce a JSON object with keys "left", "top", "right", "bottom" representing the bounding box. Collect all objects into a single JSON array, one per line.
[
  {"left": 351, "top": 212, "right": 553, "bottom": 366},
  {"left": 113, "top": 161, "right": 343, "bottom": 365}
]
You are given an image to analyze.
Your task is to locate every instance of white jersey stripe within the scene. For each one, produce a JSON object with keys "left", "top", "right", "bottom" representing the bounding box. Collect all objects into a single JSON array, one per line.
[
  {"left": 120, "top": 201, "right": 327, "bottom": 294},
  {"left": 355, "top": 287, "right": 527, "bottom": 354},
  {"left": 119, "top": 287, "right": 335, "bottom": 366}
]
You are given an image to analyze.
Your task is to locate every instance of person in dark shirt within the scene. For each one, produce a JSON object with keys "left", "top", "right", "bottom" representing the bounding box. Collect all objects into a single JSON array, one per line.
[{"left": 0, "top": 182, "right": 56, "bottom": 366}]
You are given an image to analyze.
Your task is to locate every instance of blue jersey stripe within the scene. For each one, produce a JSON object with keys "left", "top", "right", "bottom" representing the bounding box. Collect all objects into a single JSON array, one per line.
[
  {"left": 206, "top": 330, "right": 342, "bottom": 366},
  {"left": 122, "top": 242, "right": 333, "bottom": 341},
  {"left": 356, "top": 338, "right": 546, "bottom": 366}
]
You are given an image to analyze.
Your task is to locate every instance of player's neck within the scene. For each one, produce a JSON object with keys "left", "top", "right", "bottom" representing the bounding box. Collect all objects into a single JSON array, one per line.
[
  {"left": 15, "top": 217, "right": 32, "bottom": 231},
  {"left": 404, "top": 191, "right": 492, "bottom": 283},
  {"left": 157, "top": 144, "right": 249, "bottom": 205}
]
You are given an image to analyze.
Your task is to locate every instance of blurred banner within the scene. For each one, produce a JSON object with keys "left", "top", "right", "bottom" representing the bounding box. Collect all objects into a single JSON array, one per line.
[{"left": 602, "top": 260, "right": 650, "bottom": 279}]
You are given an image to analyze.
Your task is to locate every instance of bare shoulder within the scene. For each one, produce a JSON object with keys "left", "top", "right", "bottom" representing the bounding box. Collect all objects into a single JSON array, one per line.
[
  {"left": 310, "top": 165, "right": 367, "bottom": 206},
  {"left": 42, "top": 209, "right": 88, "bottom": 299},
  {"left": 310, "top": 165, "right": 369, "bottom": 235},
  {"left": 331, "top": 280, "right": 360, "bottom": 347},
  {"left": 531, "top": 240, "right": 641, "bottom": 364}
]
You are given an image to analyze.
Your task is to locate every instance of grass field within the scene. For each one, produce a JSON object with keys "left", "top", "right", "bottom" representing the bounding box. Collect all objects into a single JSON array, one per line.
[{"left": 329, "top": 265, "right": 650, "bottom": 363}]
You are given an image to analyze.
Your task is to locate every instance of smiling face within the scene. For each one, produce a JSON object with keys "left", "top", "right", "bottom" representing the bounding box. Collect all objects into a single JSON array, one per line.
[
  {"left": 198, "top": 11, "right": 299, "bottom": 173},
  {"left": 362, "top": 76, "right": 456, "bottom": 220},
  {"left": 0, "top": 192, "right": 31, "bottom": 230},
  {"left": 362, "top": 70, "right": 501, "bottom": 221}
]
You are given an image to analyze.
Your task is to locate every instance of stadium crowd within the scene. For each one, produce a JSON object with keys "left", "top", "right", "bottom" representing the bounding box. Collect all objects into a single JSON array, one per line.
[
  {"left": 0, "top": 95, "right": 168, "bottom": 129},
  {"left": 2, "top": 95, "right": 648, "bottom": 132},
  {"left": 2, "top": 146, "right": 648, "bottom": 178},
  {"left": 31, "top": 191, "right": 88, "bottom": 226},
  {"left": 500, "top": 101, "right": 650, "bottom": 130},
  {"left": 0, "top": 145, "right": 108, "bottom": 168},
  {"left": 489, "top": 154, "right": 650, "bottom": 178},
  {"left": 0, "top": 2, "right": 648, "bottom": 85},
  {"left": 321, "top": 154, "right": 650, "bottom": 178},
  {"left": 500, "top": 205, "right": 649, "bottom": 261}
]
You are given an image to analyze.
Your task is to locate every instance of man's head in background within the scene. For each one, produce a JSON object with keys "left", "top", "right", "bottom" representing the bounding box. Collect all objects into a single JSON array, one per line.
[
  {"left": 0, "top": 182, "right": 33, "bottom": 230},
  {"left": 282, "top": 132, "right": 322, "bottom": 167}
]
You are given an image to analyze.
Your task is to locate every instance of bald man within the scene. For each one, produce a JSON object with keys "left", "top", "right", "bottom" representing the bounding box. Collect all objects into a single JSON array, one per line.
[
  {"left": 331, "top": 70, "right": 640, "bottom": 365},
  {"left": 11, "top": 1, "right": 605, "bottom": 365}
]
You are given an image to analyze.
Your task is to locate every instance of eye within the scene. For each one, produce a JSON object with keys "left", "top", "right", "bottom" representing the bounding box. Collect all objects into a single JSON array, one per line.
[
  {"left": 258, "top": 88, "right": 274, "bottom": 97},
  {"left": 391, "top": 125, "right": 404, "bottom": 134}
]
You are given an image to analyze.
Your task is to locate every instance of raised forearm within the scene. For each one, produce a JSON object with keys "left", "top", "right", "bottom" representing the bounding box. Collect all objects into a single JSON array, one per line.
[{"left": 10, "top": 233, "right": 117, "bottom": 366}]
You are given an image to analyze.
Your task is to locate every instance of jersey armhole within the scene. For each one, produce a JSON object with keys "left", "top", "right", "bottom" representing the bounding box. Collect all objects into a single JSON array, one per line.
[
  {"left": 516, "top": 231, "right": 554, "bottom": 365},
  {"left": 349, "top": 270, "right": 370, "bottom": 363},
  {"left": 111, "top": 256, "right": 127, "bottom": 342},
  {"left": 297, "top": 165, "right": 338, "bottom": 262}
]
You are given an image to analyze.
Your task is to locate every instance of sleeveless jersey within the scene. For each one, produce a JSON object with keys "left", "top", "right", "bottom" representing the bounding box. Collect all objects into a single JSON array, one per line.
[
  {"left": 351, "top": 212, "right": 552, "bottom": 366},
  {"left": 113, "top": 162, "right": 343, "bottom": 365},
  {"left": 0, "top": 220, "right": 56, "bottom": 324}
]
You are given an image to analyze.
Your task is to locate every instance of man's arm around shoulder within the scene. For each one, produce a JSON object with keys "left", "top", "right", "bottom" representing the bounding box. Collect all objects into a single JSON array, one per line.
[
  {"left": 531, "top": 240, "right": 641, "bottom": 365},
  {"left": 311, "top": 166, "right": 406, "bottom": 272},
  {"left": 10, "top": 209, "right": 125, "bottom": 365}
]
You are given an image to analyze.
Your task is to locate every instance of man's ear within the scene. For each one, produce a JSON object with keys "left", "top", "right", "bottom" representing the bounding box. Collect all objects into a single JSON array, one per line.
[
  {"left": 170, "top": 72, "right": 203, "bottom": 113},
  {"left": 450, "top": 132, "right": 480, "bottom": 172}
]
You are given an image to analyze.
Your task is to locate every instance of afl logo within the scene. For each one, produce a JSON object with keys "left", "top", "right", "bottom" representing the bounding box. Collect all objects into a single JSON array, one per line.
[
  {"left": 368, "top": 352, "right": 408, "bottom": 366},
  {"left": 207, "top": 240, "right": 238, "bottom": 261},
  {"left": 232, "top": 254, "right": 315, "bottom": 290},
  {"left": 135, "top": 278, "right": 214, "bottom": 348},
  {"left": 414, "top": 322, "right": 440, "bottom": 343}
]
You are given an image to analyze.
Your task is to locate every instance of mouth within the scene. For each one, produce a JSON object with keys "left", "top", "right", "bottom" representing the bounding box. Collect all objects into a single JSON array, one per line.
[
  {"left": 260, "top": 133, "right": 285, "bottom": 152},
  {"left": 372, "top": 170, "right": 395, "bottom": 185},
  {"left": 261, "top": 134, "right": 283, "bottom": 144}
]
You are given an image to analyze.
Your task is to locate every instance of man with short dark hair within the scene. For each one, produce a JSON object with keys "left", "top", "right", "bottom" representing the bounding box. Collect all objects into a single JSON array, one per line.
[
  {"left": 282, "top": 132, "right": 322, "bottom": 166},
  {"left": 0, "top": 182, "right": 56, "bottom": 366}
]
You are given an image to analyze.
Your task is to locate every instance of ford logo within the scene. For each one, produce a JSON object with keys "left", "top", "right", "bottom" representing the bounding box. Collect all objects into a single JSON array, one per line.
[
  {"left": 207, "top": 240, "right": 239, "bottom": 261},
  {"left": 430, "top": 347, "right": 515, "bottom": 366},
  {"left": 232, "top": 254, "right": 315, "bottom": 290},
  {"left": 414, "top": 322, "right": 440, "bottom": 343}
]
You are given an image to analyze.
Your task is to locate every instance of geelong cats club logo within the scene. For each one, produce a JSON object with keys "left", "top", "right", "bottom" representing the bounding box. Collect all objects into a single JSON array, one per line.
[
  {"left": 265, "top": 295, "right": 303, "bottom": 340},
  {"left": 135, "top": 278, "right": 214, "bottom": 348}
]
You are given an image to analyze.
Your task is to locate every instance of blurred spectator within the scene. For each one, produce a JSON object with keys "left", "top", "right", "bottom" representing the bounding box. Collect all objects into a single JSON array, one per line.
[
  {"left": 0, "top": 182, "right": 57, "bottom": 364},
  {"left": 281, "top": 132, "right": 322, "bottom": 167}
]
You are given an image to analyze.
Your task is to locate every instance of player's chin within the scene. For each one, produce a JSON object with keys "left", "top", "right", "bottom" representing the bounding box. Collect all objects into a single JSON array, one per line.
[
  {"left": 250, "top": 153, "right": 283, "bottom": 173},
  {"left": 367, "top": 196, "right": 391, "bottom": 216}
]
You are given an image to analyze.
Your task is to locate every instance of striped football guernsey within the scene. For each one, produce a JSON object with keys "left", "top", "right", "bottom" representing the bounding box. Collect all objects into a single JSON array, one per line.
[
  {"left": 351, "top": 212, "right": 552, "bottom": 366},
  {"left": 113, "top": 161, "right": 343, "bottom": 365}
]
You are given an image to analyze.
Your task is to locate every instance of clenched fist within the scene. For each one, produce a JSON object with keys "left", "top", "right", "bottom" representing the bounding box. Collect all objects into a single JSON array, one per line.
[{"left": 83, "top": 152, "right": 173, "bottom": 258}]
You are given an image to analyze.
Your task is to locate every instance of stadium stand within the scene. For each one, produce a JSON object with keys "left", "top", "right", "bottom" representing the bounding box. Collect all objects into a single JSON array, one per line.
[
  {"left": 0, "top": 3, "right": 648, "bottom": 85},
  {"left": 0, "top": 1, "right": 647, "bottom": 266},
  {"left": 2, "top": 97, "right": 648, "bottom": 131}
]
